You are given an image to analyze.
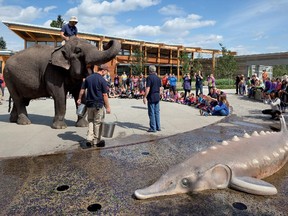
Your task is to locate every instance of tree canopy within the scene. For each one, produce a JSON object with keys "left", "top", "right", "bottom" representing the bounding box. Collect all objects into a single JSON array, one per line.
[
  {"left": 215, "top": 43, "right": 238, "bottom": 79},
  {"left": 130, "top": 49, "right": 147, "bottom": 76},
  {"left": 178, "top": 52, "right": 191, "bottom": 75},
  {"left": 0, "top": 36, "right": 7, "bottom": 49},
  {"left": 50, "top": 15, "right": 64, "bottom": 28}
]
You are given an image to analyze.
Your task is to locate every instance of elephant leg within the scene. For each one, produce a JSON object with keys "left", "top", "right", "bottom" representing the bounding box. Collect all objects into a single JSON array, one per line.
[
  {"left": 10, "top": 104, "right": 18, "bottom": 122},
  {"left": 75, "top": 112, "right": 88, "bottom": 127},
  {"left": 12, "top": 99, "right": 31, "bottom": 125},
  {"left": 52, "top": 94, "right": 67, "bottom": 129}
]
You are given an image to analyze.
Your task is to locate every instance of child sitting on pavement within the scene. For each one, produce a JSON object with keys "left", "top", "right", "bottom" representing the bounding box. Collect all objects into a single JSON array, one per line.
[
  {"left": 200, "top": 93, "right": 230, "bottom": 116},
  {"left": 262, "top": 90, "right": 281, "bottom": 120}
]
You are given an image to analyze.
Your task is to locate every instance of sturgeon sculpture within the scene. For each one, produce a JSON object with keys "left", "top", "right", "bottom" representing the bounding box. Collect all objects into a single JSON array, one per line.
[{"left": 135, "top": 116, "right": 288, "bottom": 199}]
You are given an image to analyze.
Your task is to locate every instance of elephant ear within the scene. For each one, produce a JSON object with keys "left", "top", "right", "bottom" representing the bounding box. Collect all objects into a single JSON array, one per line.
[{"left": 50, "top": 46, "right": 70, "bottom": 70}]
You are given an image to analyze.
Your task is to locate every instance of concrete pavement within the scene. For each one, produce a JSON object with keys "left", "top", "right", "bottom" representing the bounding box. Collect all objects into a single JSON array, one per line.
[{"left": 0, "top": 88, "right": 273, "bottom": 158}]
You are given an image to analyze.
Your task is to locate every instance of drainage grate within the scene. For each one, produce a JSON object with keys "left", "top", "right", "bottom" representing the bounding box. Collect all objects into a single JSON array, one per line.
[
  {"left": 87, "top": 203, "right": 102, "bottom": 212},
  {"left": 56, "top": 185, "right": 70, "bottom": 192},
  {"left": 232, "top": 202, "right": 247, "bottom": 210}
]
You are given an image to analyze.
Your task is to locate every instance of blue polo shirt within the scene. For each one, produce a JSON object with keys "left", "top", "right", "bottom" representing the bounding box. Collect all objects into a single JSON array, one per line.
[
  {"left": 82, "top": 73, "right": 108, "bottom": 108},
  {"left": 146, "top": 73, "right": 161, "bottom": 103},
  {"left": 61, "top": 23, "right": 78, "bottom": 37}
]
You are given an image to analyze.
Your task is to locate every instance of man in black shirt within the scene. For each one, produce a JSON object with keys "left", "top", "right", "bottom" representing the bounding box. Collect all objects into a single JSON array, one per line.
[
  {"left": 77, "top": 64, "right": 111, "bottom": 147},
  {"left": 143, "top": 65, "right": 162, "bottom": 132}
]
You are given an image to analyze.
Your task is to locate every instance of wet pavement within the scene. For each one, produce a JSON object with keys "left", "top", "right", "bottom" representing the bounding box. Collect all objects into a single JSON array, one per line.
[{"left": 0, "top": 90, "right": 287, "bottom": 215}]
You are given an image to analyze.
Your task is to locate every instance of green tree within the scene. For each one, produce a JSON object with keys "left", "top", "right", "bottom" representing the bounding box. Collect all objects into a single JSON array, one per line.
[
  {"left": 50, "top": 15, "right": 64, "bottom": 28},
  {"left": 272, "top": 65, "right": 288, "bottom": 78},
  {"left": 0, "top": 36, "right": 7, "bottom": 49},
  {"left": 130, "top": 48, "right": 147, "bottom": 76},
  {"left": 178, "top": 52, "right": 191, "bottom": 75},
  {"left": 215, "top": 43, "right": 238, "bottom": 81},
  {"left": 191, "top": 53, "right": 203, "bottom": 73}
]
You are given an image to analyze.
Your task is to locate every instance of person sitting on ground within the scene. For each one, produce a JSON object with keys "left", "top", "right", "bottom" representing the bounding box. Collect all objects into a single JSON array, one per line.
[
  {"left": 200, "top": 94, "right": 230, "bottom": 116},
  {"left": 195, "top": 92, "right": 207, "bottom": 109},
  {"left": 184, "top": 92, "right": 196, "bottom": 105},
  {"left": 262, "top": 90, "right": 281, "bottom": 120},
  {"left": 206, "top": 86, "right": 219, "bottom": 107}
]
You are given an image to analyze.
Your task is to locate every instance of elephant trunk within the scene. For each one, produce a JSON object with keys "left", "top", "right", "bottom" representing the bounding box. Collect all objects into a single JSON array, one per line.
[{"left": 86, "top": 40, "right": 121, "bottom": 65}]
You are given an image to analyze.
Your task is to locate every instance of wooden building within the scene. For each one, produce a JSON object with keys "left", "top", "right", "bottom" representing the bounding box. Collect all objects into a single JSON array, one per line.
[{"left": 2, "top": 21, "right": 223, "bottom": 78}]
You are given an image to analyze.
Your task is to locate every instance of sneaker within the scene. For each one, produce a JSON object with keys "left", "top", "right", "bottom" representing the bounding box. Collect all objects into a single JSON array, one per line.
[
  {"left": 199, "top": 109, "right": 203, "bottom": 115},
  {"left": 96, "top": 140, "right": 105, "bottom": 147},
  {"left": 80, "top": 141, "right": 92, "bottom": 149},
  {"left": 147, "top": 129, "right": 156, "bottom": 133}
]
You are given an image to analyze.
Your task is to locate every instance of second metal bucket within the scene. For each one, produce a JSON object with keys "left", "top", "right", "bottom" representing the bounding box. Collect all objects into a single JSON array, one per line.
[{"left": 101, "top": 122, "right": 116, "bottom": 138}]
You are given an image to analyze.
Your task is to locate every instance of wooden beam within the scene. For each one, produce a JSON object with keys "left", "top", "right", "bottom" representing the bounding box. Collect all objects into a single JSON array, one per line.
[{"left": 25, "top": 32, "right": 37, "bottom": 41}]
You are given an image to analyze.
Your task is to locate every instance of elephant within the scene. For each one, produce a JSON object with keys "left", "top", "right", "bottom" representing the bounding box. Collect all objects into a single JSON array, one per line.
[{"left": 4, "top": 36, "right": 121, "bottom": 129}]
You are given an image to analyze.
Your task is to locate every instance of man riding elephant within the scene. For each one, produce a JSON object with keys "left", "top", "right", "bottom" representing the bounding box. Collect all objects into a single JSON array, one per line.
[{"left": 4, "top": 36, "right": 121, "bottom": 129}]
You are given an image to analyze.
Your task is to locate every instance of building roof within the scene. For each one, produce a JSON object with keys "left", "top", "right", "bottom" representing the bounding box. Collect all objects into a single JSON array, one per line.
[{"left": 2, "top": 20, "right": 223, "bottom": 55}]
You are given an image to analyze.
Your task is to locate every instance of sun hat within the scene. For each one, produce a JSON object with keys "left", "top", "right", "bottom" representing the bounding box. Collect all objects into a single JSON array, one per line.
[{"left": 69, "top": 16, "right": 78, "bottom": 23}]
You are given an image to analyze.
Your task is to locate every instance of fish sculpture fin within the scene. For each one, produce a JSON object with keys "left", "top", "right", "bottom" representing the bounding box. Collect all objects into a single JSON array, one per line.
[{"left": 230, "top": 176, "right": 277, "bottom": 195}]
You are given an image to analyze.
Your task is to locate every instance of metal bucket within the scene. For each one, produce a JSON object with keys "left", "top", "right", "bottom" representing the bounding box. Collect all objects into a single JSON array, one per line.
[
  {"left": 101, "top": 122, "right": 116, "bottom": 138},
  {"left": 76, "top": 104, "right": 87, "bottom": 117}
]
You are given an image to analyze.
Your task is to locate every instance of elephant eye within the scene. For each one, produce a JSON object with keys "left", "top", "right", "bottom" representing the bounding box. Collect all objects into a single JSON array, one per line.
[
  {"left": 181, "top": 178, "right": 190, "bottom": 188},
  {"left": 74, "top": 47, "right": 82, "bottom": 54}
]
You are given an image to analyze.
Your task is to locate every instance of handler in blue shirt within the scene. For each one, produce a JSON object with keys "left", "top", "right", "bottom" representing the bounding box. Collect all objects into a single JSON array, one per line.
[
  {"left": 143, "top": 65, "right": 162, "bottom": 132},
  {"left": 77, "top": 64, "right": 111, "bottom": 148},
  {"left": 60, "top": 16, "right": 78, "bottom": 43}
]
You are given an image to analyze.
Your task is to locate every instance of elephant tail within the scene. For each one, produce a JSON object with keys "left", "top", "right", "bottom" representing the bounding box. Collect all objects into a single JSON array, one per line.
[{"left": 8, "top": 96, "right": 12, "bottom": 112}]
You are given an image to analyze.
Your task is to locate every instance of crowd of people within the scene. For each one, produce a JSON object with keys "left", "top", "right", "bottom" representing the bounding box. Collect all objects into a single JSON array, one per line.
[
  {"left": 235, "top": 70, "right": 288, "bottom": 120},
  {"left": 104, "top": 70, "right": 231, "bottom": 117}
]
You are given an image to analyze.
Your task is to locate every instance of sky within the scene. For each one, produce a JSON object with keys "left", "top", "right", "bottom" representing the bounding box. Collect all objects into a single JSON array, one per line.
[{"left": 0, "top": 0, "right": 288, "bottom": 55}]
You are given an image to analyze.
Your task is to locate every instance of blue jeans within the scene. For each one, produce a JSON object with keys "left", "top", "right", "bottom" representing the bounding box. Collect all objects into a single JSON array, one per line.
[
  {"left": 212, "top": 109, "right": 228, "bottom": 116},
  {"left": 148, "top": 101, "right": 160, "bottom": 131},
  {"left": 196, "top": 84, "right": 203, "bottom": 96}
]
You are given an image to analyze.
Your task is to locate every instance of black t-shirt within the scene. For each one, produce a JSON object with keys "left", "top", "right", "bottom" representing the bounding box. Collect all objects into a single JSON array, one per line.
[
  {"left": 195, "top": 75, "right": 203, "bottom": 86},
  {"left": 82, "top": 73, "right": 108, "bottom": 108},
  {"left": 146, "top": 73, "right": 161, "bottom": 103}
]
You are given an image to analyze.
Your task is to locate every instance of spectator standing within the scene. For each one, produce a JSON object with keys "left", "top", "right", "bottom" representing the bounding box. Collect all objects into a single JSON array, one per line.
[
  {"left": 132, "top": 75, "right": 139, "bottom": 90},
  {"left": 139, "top": 73, "right": 146, "bottom": 94},
  {"left": 121, "top": 72, "right": 127, "bottom": 89},
  {"left": 207, "top": 73, "right": 215, "bottom": 93},
  {"left": 238, "top": 74, "right": 246, "bottom": 95},
  {"left": 235, "top": 75, "right": 240, "bottom": 94},
  {"left": 104, "top": 71, "right": 111, "bottom": 87},
  {"left": 0, "top": 73, "right": 4, "bottom": 102},
  {"left": 60, "top": 16, "right": 78, "bottom": 44},
  {"left": 114, "top": 74, "right": 120, "bottom": 88},
  {"left": 143, "top": 65, "right": 162, "bottom": 132},
  {"left": 162, "top": 73, "right": 169, "bottom": 89},
  {"left": 183, "top": 73, "right": 192, "bottom": 99},
  {"left": 194, "top": 70, "right": 203, "bottom": 96},
  {"left": 168, "top": 73, "right": 177, "bottom": 95},
  {"left": 126, "top": 74, "right": 132, "bottom": 90},
  {"left": 262, "top": 69, "right": 268, "bottom": 81},
  {"left": 77, "top": 64, "right": 111, "bottom": 147}
]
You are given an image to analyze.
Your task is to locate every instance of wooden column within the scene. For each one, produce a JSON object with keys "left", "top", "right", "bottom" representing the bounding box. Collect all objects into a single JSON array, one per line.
[
  {"left": 170, "top": 49, "right": 173, "bottom": 74},
  {"left": 177, "top": 49, "right": 180, "bottom": 79},
  {"left": 212, "top": 52, "right": 216, "bottom": 76}
]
